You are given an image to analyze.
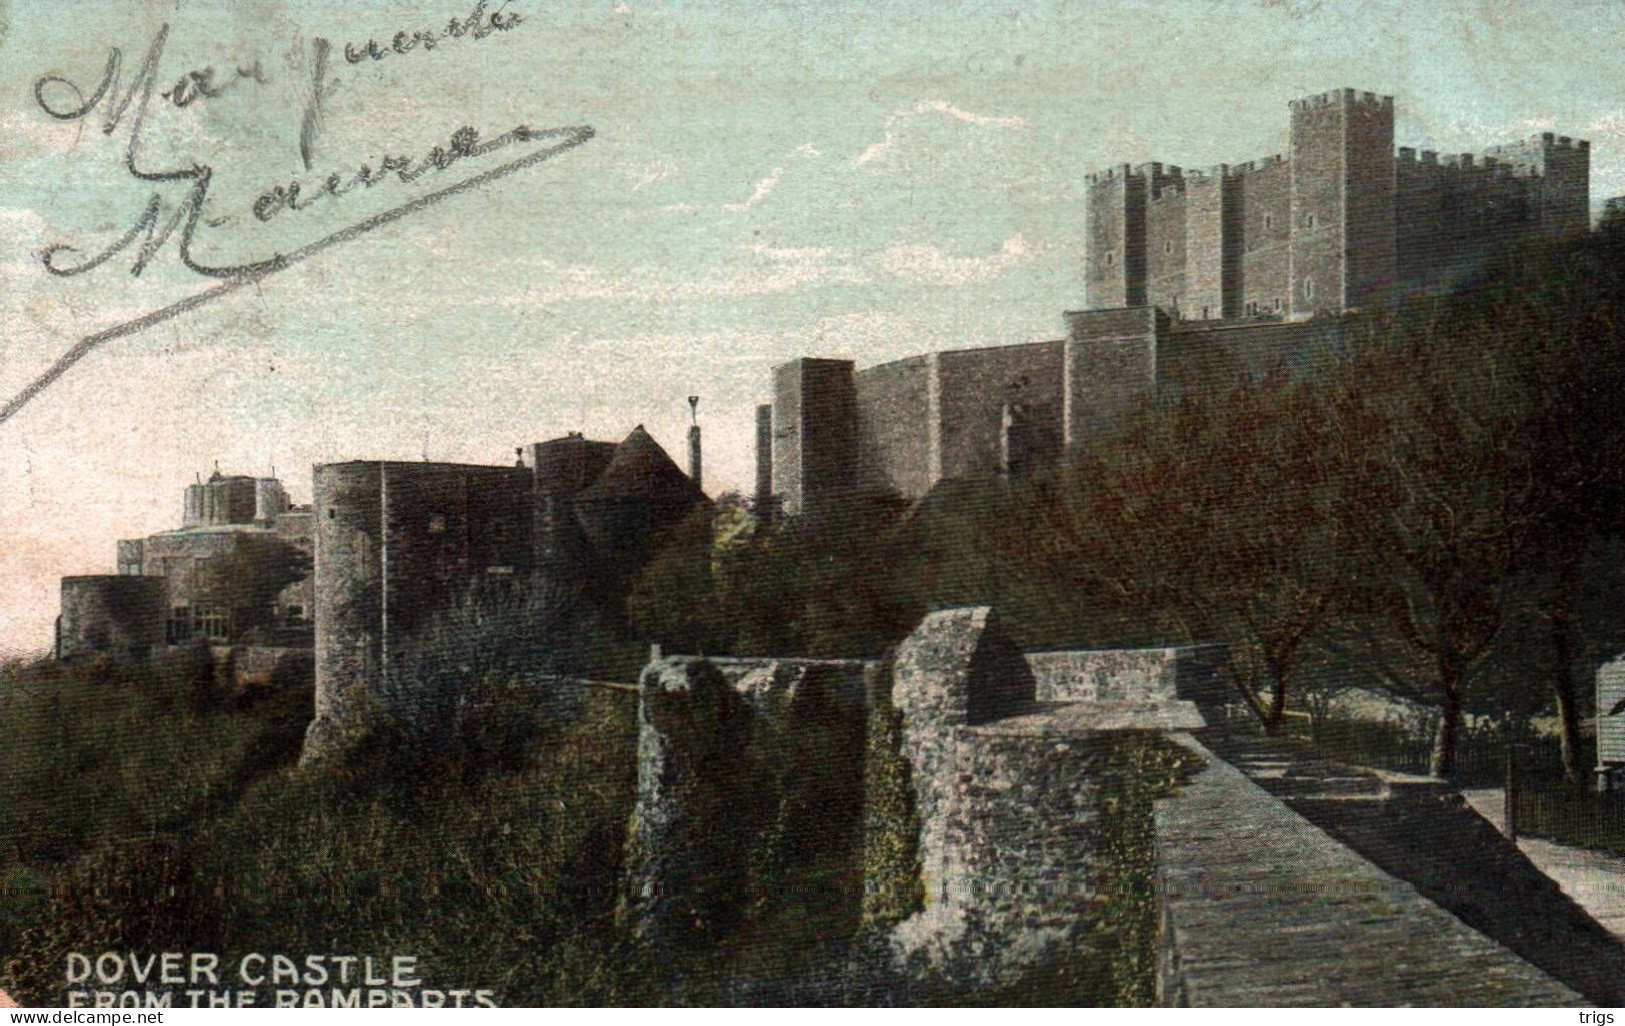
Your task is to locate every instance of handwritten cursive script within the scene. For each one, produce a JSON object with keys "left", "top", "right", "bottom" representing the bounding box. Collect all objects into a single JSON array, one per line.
[
  {"left": 31, "top": 2, "right": 575, "bottom": 281},
  {"left": 0, "top": 3, "right": 595, "bottom": 425}
]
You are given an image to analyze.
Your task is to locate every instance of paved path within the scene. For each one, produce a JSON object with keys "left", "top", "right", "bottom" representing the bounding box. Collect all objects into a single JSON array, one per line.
[
  {"left": 1155, "top": 734, "right": 1580, "bottom": 1006},
  {"left": 1463, "top": 788, "right": 1625, "bottom": 940}
]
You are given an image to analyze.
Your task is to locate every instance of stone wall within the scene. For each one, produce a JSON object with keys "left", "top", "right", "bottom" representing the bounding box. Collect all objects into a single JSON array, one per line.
[
  {"left": 1025, "top": 644, "right": 1225, "bottom": 704},
  {"left": 1183, "top": 172, "right": 1237, "bottom": 321},
  {"left": 306, "top": 460, "right": 535, "bottom": 759},
  {"left": 621, "top": 657, "right": 757, "bottom": 944},
  {"left": 886, "top": 607, "right": 1204, "bottom": 985},
  {"left": 935, "top": 342, "right": 1064, "bottom": 484},
  {"left": 1084, "top": 167, "right": 1140, "bottom": 309},
  {"left": 696, "top": 654, "right": 876, "bottom": 709},
  {"left": 617, "top": 609, "right": 1225, "bottom": 989},
  {"left": 854, "top": 355, "right": 936, "bottom": 500},
  {"left": 1161, "top": 314, "right": 1347, "bottom": 389},
  {"left": 309, "top": 462, "right": 384, "bottom": 757},
  {"left": 212, "top": 644, "right": 315, "bottom": 689},
  {"left": 1342, "top": 92, "right": 1397, "bottom": 311},
  {"left": 620, "top": 652, "right": 873, "bottom": 946},
  {"left": 1146, "top": 184, "right": 1188, "bottom": 314},
  {"left": 1155, "top": 734, "right": 1580, "bottom": 1006}
]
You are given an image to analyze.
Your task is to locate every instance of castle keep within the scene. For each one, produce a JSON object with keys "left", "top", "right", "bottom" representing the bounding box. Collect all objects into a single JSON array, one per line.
[{"left": 760, "top": 89, "right": 1590, "bottom": 515}]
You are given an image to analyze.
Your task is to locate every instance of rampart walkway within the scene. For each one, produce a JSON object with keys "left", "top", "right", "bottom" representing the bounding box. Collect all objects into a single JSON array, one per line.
[
  {"left": 1462, "top": 788, "right": 1625, "bottom": 940},
  {"left": 1155, "top": 734, "right": 1580, "bottom": 1006}
]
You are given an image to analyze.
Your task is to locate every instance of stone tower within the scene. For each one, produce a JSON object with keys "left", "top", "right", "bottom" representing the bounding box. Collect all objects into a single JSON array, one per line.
[
  {"left": 1288, "top": 89, "right": 1396, "bottom": 316},
  {"left": 771, "top": 358, "right": 857, "bottom": 517}
]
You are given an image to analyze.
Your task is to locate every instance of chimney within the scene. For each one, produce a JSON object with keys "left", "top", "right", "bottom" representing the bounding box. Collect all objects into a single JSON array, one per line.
[
  {"left": 687, "top": 395, "right": 702, "bottom": 491},
  {"left": 755, "top": 403, "right": 773, "bottom": 508}
]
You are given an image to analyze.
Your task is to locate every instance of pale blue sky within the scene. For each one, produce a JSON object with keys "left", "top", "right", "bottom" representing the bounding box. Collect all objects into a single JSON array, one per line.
[{"left": 2, "top": 0, "right": 1623, "bottom": 654}]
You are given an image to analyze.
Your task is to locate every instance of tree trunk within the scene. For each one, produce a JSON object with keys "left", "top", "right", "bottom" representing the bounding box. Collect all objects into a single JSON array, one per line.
[
  {"left": 1227, "top": 653, "right": 1272, "bottom": 730},
  {"left": 1431, "top": 657, "right": 1465, "bottom": 778},
  {"left": 1550, "top": 551, "right": 1586, "bottom": 785},
  {"left": 1553, "top": 678, "right": 1584, "bottom": 785},
  {"left": 1264, "top": 675, "right": 1288, "bottom": 735}
]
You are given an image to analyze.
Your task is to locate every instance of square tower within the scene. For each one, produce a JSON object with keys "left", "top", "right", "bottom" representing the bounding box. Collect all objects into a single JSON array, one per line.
[
  {"left": 771, "top": 358, "right": 857, "bottom": 517},
  {"left": 1289, "top": 89, "right": 1396, "bottom": 316}
]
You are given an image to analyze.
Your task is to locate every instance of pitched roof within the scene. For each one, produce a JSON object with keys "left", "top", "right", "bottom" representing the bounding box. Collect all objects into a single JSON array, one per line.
[{"left": 577, "top": 425, "right": 706, "bottom": 504}]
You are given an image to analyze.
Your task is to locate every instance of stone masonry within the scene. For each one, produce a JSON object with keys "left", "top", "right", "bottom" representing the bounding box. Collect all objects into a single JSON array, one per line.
[
  {"left": 887, "top": 607, "right": 1204, "bottom": 983},
  {"left": 758, "top": 90, "right": 1591, "bottom": 516}
]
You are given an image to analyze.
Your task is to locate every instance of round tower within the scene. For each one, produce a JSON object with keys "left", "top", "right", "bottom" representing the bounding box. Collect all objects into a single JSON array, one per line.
[
  {"left": 182, "top": 482, "right": 205, "bottom": 527},
  {"left": 255, "top": 477, "right": 289, "bottom": 523},
  {"left": 306, "top": 462, "right": 385, "bottom": 760}
]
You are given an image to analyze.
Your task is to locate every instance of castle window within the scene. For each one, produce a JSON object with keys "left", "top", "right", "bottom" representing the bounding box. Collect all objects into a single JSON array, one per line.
[
  {"left": 1201, "top": 306, "right": 1210, "bottom": 319},
  {"left": 1106, "top": 251, "right": 1115, "bottom": 267},
  {"left": 1274, "top": 298, "right": 1283, "bottom": 312},
  {"left": 1307, "top": 213, "right": 1318, "bottom": 229},
  {"left": 193, "top": 604, "right": 231, "bottom": 642},
  {"left": 1305, "top": 279, "right": 1315, "bottom": 300},
  {"left": 428, "top": 514, "right": 447, "bottom": 534},
  {"left": 1164, "top": 240, "right": 1172, "bottom": 254},
  {"left": 1264, "top": 213, "right": 1274, "bottom": 230}
]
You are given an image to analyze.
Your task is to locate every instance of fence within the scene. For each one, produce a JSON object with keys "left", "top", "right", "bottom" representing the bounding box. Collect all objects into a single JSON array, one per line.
[
  {"left": 1277, "top": 709, "right": 1520, "bottom": 786},
  {"left": 1273, "top": 709, "right": 1625, "bottom": 854}
]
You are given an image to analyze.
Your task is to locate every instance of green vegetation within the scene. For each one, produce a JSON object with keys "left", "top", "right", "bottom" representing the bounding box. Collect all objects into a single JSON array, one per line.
[
  {"left": 859, "top": 656, "right": 924, "bottom": 928},
  {"left": 0, "top": 647, "right": 1202, "bottom": 1006},
  {"left": 1093, "top": 734, "right": 1206, "bottom": 1007},
  {"left": 0, "top": 653, "right": 646, "bottom": 1006}
]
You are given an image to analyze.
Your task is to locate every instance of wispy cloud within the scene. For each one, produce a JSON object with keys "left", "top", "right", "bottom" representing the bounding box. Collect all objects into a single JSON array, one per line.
[
  {"left": 724, "top": 169, "right": 783, "bottom": 211},
  {"left": 875, "top": 234, "right": 1032, "bottom": 286},
  {"left": 912, "top": 99, "right": 1027, "bottom": 129},
  {"left": 853, "top": 98, "right": 1027, "bottom": 167},
  {"left": 628, "top": 156, "right": 680, "bottom": 191}
]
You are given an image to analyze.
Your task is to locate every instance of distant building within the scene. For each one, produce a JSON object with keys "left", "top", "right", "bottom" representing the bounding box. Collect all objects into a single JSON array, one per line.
[
  {"left": 760, "top": 89, "right": 1591, "bottom": 515},
  {"left": 57, "top": 469, "right": 313, "bottom": 661},
  {"left": 55, "top": 419, "right": 708, "bottom": 754},
  {"left": 305, "top": 424, "right": 707, "bottom": 753}
]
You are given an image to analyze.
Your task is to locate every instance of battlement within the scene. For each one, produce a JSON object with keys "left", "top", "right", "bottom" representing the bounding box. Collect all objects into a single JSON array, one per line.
[
  {"left": 1290, "top": 87, "right": 1394, "bottom": 111},
  {"left": 1085, "top": 163, "right": 1135, "bottom": 187},
  {"left": 1539, "top": 132, "right": 1587, "bottom": 151},
  {"left": 1483, "top": 134, "right": 1592, "bottom": 158},
  {"left": 1232, "top": 154, "right": 1286, "bottom": 175},
  {"left": 1086, "top": 161, "right": 1194, "bottom": 190}
]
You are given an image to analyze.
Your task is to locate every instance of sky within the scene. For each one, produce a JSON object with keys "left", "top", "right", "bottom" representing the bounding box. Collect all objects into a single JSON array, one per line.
[{"left": 2, "top": 0, "right": 1624, "bottom": 657}]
